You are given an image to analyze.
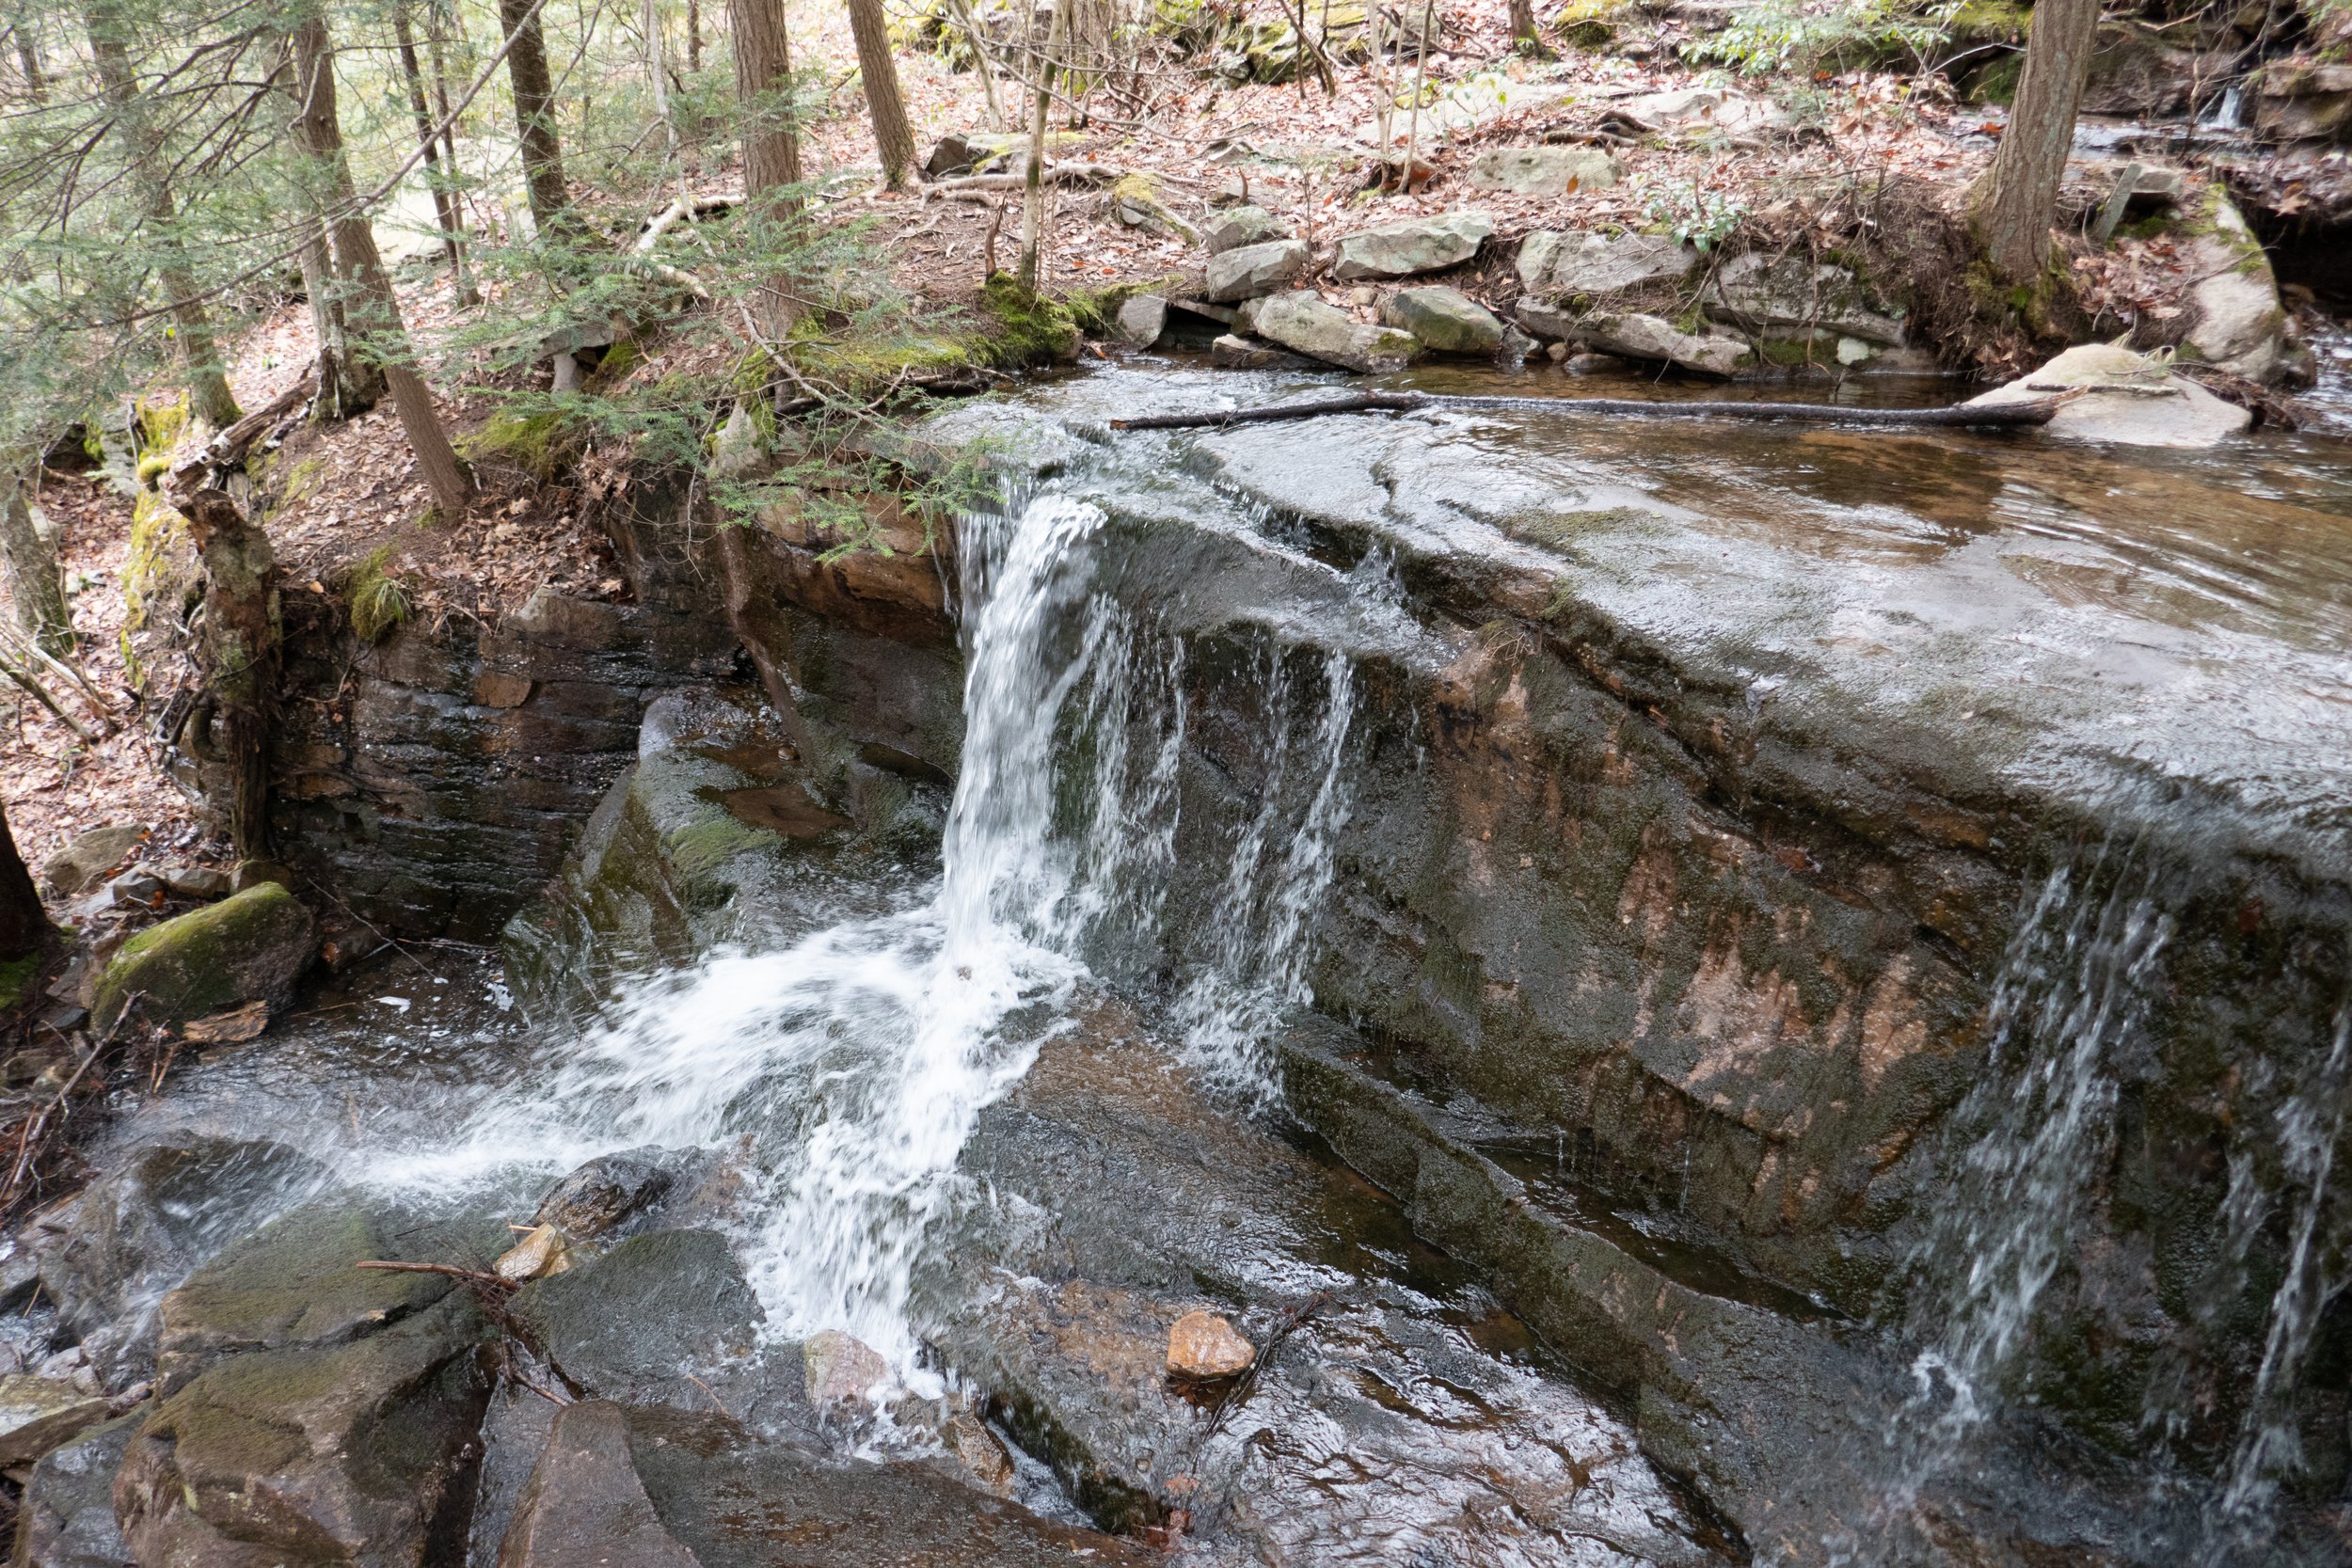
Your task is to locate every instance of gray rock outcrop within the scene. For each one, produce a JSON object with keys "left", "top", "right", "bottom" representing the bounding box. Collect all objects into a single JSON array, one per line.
[
  {"left": 1204, "top": 238, "right": 1311, "bottom": 302},
  {"left": 1965, "top": 342, "right": 2251, "bottom": 447},
  {"left": 1252, "top": 291, "right": 1421, "bottom": 372},
  {"left": 1332, "top": 212, "right": 1494, "bottom": 280},
  {"left": 1466, "top": 146, "right": 1620, "bottom": 197},
  {"left": 1703, "top": 251, "right": 1905, "bottom": 346},
  {"left": 1112, "top": 293, "right": 1168, "bottom": 348},
  {"left": 1582, "top": 311, "right": 1752, "bottom": 376},
  {"left": 1203, "top": 204, "right": 1288, "bottom": 255},
  {"left": 1518, "top": 230, "right": 1698, "bottom": 296},
  {"left": 1379, "top": 287, "right": 1505, "bottom": 355}
]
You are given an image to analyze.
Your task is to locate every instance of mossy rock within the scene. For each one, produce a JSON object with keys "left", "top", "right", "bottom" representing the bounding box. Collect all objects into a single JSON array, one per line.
[
  {"left": 1552, "top": 0, "right": 1627, "bottom": 50},
  {"left": 978, "top": 274, "right": 1082, "bottom": 363},
  {"left": 342, "top": 546, "right": 412, "bottom": 644},
  {"left": 91, "top": 882, "right": 316, "bottom": 1032}
]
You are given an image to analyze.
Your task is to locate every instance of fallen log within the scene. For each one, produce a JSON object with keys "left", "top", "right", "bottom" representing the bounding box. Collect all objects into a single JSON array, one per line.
[{"left": 1110, "top": 389, "right": 2074, "bottom": 432}]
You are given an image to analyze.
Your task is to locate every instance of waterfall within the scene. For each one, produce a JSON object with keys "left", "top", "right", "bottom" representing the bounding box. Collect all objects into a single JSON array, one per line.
[
  {"left": 1888, "top": 847, "right": 2173, "bottom": 1472},
  {"left": 401, "top": 484, "right": 1364, "bottom": 1368}
]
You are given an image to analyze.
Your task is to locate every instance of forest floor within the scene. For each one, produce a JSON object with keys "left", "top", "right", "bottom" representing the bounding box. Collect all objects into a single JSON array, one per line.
[{"left": 5, "top": 0, "right": 2334, "bottom": 880}]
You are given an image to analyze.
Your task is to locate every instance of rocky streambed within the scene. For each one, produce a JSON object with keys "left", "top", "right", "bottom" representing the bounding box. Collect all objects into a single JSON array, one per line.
[{"left": 11, "top": 363, "right": 2352, "bottom": 1566}]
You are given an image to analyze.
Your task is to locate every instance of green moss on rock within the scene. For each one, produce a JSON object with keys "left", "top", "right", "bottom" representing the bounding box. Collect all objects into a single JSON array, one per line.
[
  {"left": 459, "top": 408, "right": 574, "bottom": 483},
  {"left": 343, "top": 546, "right": 412, "bottom": 644},
  {"left": 91, "top": 883, "right": 316, "bottom": 1032},
  {"left": 121, "top": 486, "right": 196, "bottom": 634},
  {"left": 978, "top": 274, "right": 1083, "bottom": 363}
]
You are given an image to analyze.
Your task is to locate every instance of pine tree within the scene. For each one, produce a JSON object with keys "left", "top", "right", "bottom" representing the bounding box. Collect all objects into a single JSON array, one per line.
[
  {"left": 500, "top": 0, "right": 575, "bottom": 235},
  {"left": 288, "top": 8, "right": 470, "bottom": 518},
  {"left": 845, "top": 0, "right": 915, "bottom": 191},
  {"left": 83, "top": 0, "right": 242, "bottom": 430}
]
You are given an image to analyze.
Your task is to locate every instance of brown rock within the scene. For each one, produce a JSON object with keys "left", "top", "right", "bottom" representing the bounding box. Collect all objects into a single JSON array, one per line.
[
  {"left": 498, "top": 1400, "right": 700, "bottom": 1568},
  {"left": 495, "top": 1223, "right": 577, "bottom": 1283},
  {"left": 1165, "top": 1309, "right": 1253, "bottom": 1380},
  {"left": 803, "top": 1329, "right": 891, "bottom": 1405}
]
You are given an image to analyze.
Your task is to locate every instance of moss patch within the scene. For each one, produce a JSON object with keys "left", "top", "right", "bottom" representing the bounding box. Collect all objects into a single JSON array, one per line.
[
  {"left": 978, "top": 274, "right": 1083, "bottom": 363},
  {"left": 342, "top": 547, "right": 411, "bottom": 645},
  {"left": 0, "top": 955, "right": 38, "bottom": 1012},
  {"left": 121, "top": 487, "right": 196, "bottom": 634},
  {"left": 458, "top": 409, "right": 574, "bottom": 483}
]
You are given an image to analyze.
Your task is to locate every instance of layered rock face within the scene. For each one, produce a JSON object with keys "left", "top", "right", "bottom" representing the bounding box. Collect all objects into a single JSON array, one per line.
[{"left": 208, "top": 368, "right": 2352, "bottom": 1560}]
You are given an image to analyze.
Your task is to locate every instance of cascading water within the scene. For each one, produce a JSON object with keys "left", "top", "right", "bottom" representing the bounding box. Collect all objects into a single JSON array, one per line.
[{"left": 383, "top": 483, "right": 1365, "bottom": 1368}]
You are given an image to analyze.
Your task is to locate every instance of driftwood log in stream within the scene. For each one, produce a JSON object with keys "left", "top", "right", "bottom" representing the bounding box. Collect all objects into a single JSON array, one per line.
[{"left": 1109, "top": 389, "right": 2073, "bottom": 432}]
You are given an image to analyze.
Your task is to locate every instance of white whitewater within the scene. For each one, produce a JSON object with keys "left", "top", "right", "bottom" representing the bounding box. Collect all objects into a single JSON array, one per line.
[{"left": 381, "top": 487, "right": 1364, "bottom": 1367}]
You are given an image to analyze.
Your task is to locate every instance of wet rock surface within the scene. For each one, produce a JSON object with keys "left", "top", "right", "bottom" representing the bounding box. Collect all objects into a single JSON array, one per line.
[
  {"left": 15, "top": 1412, "right": 138, "bottom": 1568},
  {"left": 89, "top": 883, "right": 316, "bottom": 1032},
  {"left": 925, "top": 1027, "right": 1719, "bottom": 1564}
]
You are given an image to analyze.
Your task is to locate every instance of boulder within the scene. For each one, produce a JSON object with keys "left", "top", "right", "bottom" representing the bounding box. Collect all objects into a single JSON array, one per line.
[
  {"left": 40, "top": 826, "right": 144, "bottom": 898},
  {"left": 15, "top": 1411, "right": 137, "bottom": 1568},
  {"left": 1518, "top": 229, "right": 1699, "bottom": 296},
  {"left": 1583, "top": 312, "right": 1752, "bottom": 376},
  {"left": 1333, "top": 213, "right": 1494, "bottom": 281},
  {"left": 532, "top": 1145, "right": 700, "bottom": 1239},
  {"left": 1108, "top": 174, "right": 1198, "bottom": 245},
  {"left": 2253, "top": 56, "right": 2352, "bottom": 142},
  {"left": 154, "top": 1194, "right": 501, "bottom": 1396},
  {"left": 1703, "top": 251, "right": 1904, "bottom": 345},
  {"left": 1465, "top": 146, "right": 1620, "bottom": 197},
  {"left": 1379, "top": 287, "right": 1505, "bottom": 355},
  {"left": 1112, "top": 293, "right": 1168, "bottom": 349},
  {"left": 39, "top": 1136, "right": 329, "bottom": 1385},
  {"left": 2180, "top": 194, "right": 2291, "bottom": 383},
  {"left": 115, "top": 1293, "right": 492, "bottom": 1568},
  {"left": 1209, "top": 334, "right": 1321, "bottom": 371},
  {"left": 2082, "top": 20, "right": 2230, "bottom": 118},
  {"left": 89, "top": 881, "right": 316, "bottom": 1033},
  {"left": 156, "top": 864, "right": 230, "bottom": 900},
  {"left": 1165, "top": 1309, "right": 1254, "bottom": 1380},
  {"left": 1252, "top": 291, "right": 1422, "bottom": 373},
  {"left": 804, "top": 1329, "right": 892, "bottom": 1405},
  {"left": 0, "top": 1374, "right": 111, "bottom": 1465},
  {"left": 508, "top": 1228, "right": 793, "bottom": 1421},
  {"left": 1203, "top": 238, "right": 1311, "bottom": 303},
  {"left": 1611, "top": 86, "right": 1783, "bottom": 134},
  {"left": 1964, "top": 342, "right": 2251, "bottom": 448},
  {"left": 499, "top": 1401, "right": 701, "bottom": 1568},
  {"left": 1203, "top": 204, "right": 1288, "bottom": 256},
  {"left": 1514, "top": 297, "right": 1581, "bottom": 342}
]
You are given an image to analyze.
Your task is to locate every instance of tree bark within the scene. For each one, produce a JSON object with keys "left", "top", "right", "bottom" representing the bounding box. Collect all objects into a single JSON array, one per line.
[
  {"left": 0, "top": 800, "right": 46, "bottom": 964},
  {"left": 1017, "top": 0, "right": 1072, "bottom": 290},
  {"left": 730, "top": 0, "right": 802, "bottom": 199},
  {"left": 845, "top": 0, "right": 915, "bottom": 190},
  {"left": 686, "top": 0, "right": 700, "bottom": 71},
  {"left": 10, "top": 8, "right": 44, "bottom": 103},
  {"left": 1508, "top": 0, "right": 1538, "bottom": 47},
  {"left": 1974, "top": 0, "right": 2100, "bottom": 284},
  {"left": 644, "top": 0, "right": 673, "bottom": 156},
  {"left": 184, "top": 488, "right": 278, "bottom": 860},
  {"left": 393, "top": 1, "right": 477, "bottom": 304},
  {"left": 295, "top": 216, "right": 382, "bottom": 417},
  {"left": 289, "top": 11, "right": 471, "bottom": 518},
  {"left": 84, "top": 1, "right": 242, "bottom": 430},
  {"left": 1, "top": 463, "right": 72, "bottom": 657},
  {"left": 499, "top": 0, "right": 574, "bottom": 234}
]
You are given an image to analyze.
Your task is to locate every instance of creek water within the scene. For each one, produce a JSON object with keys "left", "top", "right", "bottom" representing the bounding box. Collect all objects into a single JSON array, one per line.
[{"left": 78, "top": 358, "right": 2352, "bottom": 1565}]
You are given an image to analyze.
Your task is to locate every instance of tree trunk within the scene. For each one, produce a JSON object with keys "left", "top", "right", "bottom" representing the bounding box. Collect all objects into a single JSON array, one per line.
[
  {"left": 499, "top": 0, "right": 573, "bottom": 234},
  {"left": 1974, "top": 0, "right": 2100, "bottom": 284},
  {"left": 295, "top": 218, "right": 382, "bottom": 417},
  {"left": 644, "top": 0, "right": 672, "bottom": 157},
  {"left": 1017, "top": 0, "right": 1072, "bottom": 290},
  {"left": 10, "top": 8, "right": 44, "bottom": 103},
  {"left": 730, "top": 0, "right": 802, "bottom": 198},
  {"left": 84, "top": 1, "right": 242, "bottom": 430},
  {"left": 289, "top": 11, "right": 471, "bottom": 519},
  {"left": 184, "top": 488, "right": 278, "bottom": 860},
  {"left": 687, "top": 0, "right": 700, "bottom": 71},
  {"left": 1, "top": 463, "right": 72, "bottom": 658},
  {"left": 845, "top": 0, "right": 914, "bottom": 190},
  {"left": 0, "top": 800, "right": 46, "bottom": 964},
  {"left": 729, "top": 0, "right": 803, "bottom": 333},
  {"left": 1508, "top": 0, "right": 1538, "bottom": 47},
  {"left": 392, "top": 1, "right": 476, "bottom": 305}
]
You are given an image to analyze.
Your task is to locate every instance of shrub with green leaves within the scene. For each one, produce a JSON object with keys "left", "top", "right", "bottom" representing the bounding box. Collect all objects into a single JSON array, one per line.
[{"left": 1685, "top": 0, "right": 1959, "bottom": 77}]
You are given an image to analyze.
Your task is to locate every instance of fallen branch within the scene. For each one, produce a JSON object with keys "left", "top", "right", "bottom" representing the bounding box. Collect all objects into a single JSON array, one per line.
[
  {"left": 0, "top": 648, "right": 99, "bottom": 743},
  {"left": 924, "top": 160, "right": 1125, "bottom": 198},
  {"left": 1109, "top": 389, "right": 2074, "bottom": 432},
  {"left": 356, "top": 1259, "right": 517, "bottom": 1291}
]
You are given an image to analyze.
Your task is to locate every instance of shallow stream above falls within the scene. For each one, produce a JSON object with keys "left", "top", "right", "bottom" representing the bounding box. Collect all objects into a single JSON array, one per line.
[{"left": 29, "top": 363, "right": 2352, "bottom": 1567}]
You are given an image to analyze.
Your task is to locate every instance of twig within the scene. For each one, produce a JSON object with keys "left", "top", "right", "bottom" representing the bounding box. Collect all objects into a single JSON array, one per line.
[
  {"left": 1109, "top": 390, "right": 2075, "bottom": 432},
  {"left": 356, "top": 1259, "right": 518, "bottom": 1291},
  {"left": 1201, "top": 1288, "right": 1343, "bottom": 1439},
  {"left": 6, "top": 993, "right": 146, "bottom": 1196},
  {"left": 0, "top": 651, "right": 97, "bottom": 743}
]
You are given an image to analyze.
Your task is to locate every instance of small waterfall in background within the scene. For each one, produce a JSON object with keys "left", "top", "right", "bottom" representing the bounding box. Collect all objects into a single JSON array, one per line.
[{"left": 391, "top": 483, "right": 1368, "bottom": 1367}]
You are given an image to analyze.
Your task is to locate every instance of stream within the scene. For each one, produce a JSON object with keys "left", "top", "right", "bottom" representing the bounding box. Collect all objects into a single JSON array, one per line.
[{"left": 36, "top": 356, "right": 2352, "bottom": 1567}]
